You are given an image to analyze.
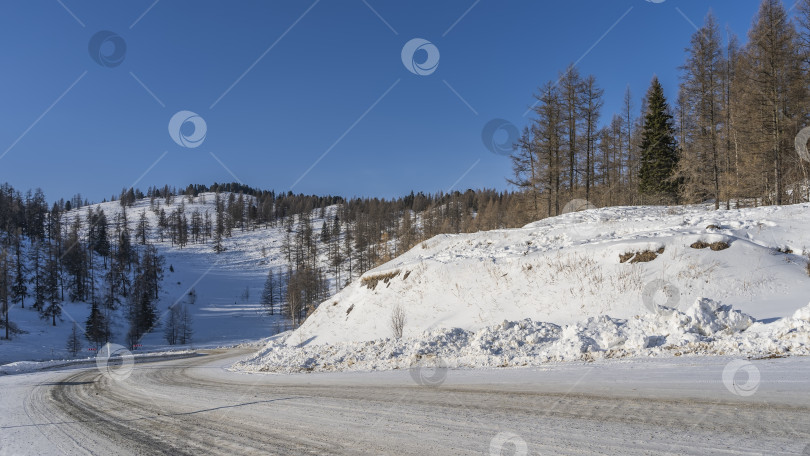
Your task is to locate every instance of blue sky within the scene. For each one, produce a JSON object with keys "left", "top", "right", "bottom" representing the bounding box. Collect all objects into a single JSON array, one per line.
[{"left": 0, "top": 1, "right": 789, "bottom": 203}]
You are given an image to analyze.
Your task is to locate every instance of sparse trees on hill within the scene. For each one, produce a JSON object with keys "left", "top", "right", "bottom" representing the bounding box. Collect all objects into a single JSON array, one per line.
[
  {"left": 0, "top": 177, "right": 644, "bottom": 337},
  {"left": 0, "top": 183, "right": 178, "bottom": 343}
]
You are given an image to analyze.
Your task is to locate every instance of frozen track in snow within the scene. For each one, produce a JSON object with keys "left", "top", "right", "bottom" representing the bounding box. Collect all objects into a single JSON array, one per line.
[{"left": 7, "top": 349, "right": 810, "bottom": 455}]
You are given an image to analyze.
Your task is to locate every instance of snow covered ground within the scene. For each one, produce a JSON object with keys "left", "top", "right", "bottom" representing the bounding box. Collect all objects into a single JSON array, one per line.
[
  {"left": 2, "top": 348, "right": 809, "bottom": 455},
  {"left": 239, "top": 202, "right": 810, "bottom": 373}
]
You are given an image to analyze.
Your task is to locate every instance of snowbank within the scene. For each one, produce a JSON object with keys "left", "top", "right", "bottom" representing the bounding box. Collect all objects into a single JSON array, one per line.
[
  {"left": 0, "top": 349, "right": 199, "bottom": 376},
  {"left": 234, "top": 299, "right": 810, "bottom": 373}
]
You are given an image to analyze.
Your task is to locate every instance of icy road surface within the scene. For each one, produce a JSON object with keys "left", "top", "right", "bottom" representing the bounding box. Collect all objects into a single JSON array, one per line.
[{"left": 2, "top": 349, "right": 810, "bottom": 455}]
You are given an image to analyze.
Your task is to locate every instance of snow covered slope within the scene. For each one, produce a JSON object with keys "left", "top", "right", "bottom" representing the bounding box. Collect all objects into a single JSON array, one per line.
[
  {"left": 1, "top": 194, "right": 335, "bottom": 364},
  {"left": 283, "top": 203, "right": 810, "bottom": 346}
]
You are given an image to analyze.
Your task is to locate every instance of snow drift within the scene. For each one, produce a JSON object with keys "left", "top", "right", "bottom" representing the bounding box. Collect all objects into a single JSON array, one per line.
[{"left": 236, "top": 299, "right": 810, "bottom": 373}]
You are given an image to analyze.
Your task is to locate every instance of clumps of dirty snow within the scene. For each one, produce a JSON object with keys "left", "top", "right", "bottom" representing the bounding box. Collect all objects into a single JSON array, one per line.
[{"left": 234, "top": 298, "right": 809, "bottom": 374}]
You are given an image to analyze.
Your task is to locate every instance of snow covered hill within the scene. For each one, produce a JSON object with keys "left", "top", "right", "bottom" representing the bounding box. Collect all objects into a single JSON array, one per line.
[
  {"left": 1, "top": 193, "right": 336, "bottom": 364},
  {"left": 238, "top": 203, "right": 810, "bottom": 373}
]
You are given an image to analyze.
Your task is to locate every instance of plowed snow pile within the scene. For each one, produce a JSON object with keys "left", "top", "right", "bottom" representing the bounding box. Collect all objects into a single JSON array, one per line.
[
  {"left": 237, "top": 203, "right": 810, "bottom": 373},
  {"left": 235, "top": 300, "right": 810, "bottom": 373}
]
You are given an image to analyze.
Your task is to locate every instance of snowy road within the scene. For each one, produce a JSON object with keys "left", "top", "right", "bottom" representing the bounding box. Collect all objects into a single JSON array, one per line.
[{"left": 3, "top": 349, "right": 810, "bottom": 455}]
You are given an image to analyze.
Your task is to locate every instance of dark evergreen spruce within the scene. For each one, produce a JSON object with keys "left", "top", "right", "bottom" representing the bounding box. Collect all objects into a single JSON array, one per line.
[{"left": 639, "top": 77, "right": 680, "bottom": 202}]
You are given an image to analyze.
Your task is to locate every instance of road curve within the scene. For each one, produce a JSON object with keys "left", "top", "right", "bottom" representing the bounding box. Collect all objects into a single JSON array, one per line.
[{"left": 14, "top": 349, "right": 810, "bottom": 455}]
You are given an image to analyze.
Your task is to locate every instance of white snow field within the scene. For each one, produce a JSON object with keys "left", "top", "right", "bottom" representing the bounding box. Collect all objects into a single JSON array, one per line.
[{"left": 238, "top": 202, "right": 810, "bottom": 373}]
